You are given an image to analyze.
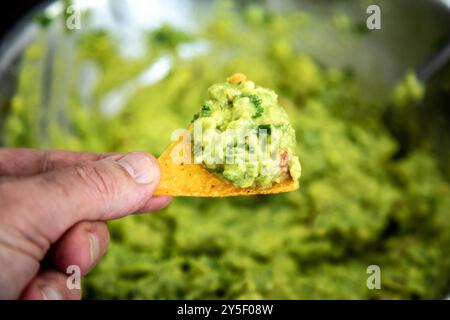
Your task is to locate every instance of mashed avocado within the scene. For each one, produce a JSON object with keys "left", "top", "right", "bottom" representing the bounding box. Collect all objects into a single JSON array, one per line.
[
  {"left": 4, "top": 2, "right": 450, "bottom": 299},
  {"left": 191, "top": 74, "right": 301, "bottom": 188}
]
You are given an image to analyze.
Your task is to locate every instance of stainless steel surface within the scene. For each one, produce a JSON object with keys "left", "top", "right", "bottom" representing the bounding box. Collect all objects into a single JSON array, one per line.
[{"left": 418, "top": 41, "right": 450, "bottom": 82}]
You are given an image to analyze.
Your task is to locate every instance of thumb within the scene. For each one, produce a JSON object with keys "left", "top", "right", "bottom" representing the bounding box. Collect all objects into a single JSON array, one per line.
[{"left": 0, "top": 152, "right": 160, "bottom": 245}]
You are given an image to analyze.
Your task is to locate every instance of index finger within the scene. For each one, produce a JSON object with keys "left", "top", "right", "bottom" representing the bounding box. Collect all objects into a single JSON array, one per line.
[{"left": 0, "top": 148, "right": 118, "bottom": 177}]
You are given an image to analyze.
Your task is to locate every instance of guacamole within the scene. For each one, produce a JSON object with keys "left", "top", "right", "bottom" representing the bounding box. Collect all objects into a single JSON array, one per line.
[
  {"left": 191, "top": 74, "right": 301, "bottom": 188},
  {"left": 4, "top": 1, "right": 450, "bottom": 299}
]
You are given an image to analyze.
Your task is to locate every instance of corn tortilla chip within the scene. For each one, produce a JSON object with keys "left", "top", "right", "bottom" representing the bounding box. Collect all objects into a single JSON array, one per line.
[{"left": 154, "top": 139, "right": 299, "bottom": 197}]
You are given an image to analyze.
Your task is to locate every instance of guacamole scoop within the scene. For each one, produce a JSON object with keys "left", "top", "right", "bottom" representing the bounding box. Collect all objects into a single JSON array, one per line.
[{"left": 191, "top": 74, "right": 301, "bottom": 188}]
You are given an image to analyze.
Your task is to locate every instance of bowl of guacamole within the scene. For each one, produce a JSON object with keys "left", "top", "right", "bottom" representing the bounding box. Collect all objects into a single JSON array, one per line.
[{"left": 1, "top": 0, "right": 450, "bottom": 299}]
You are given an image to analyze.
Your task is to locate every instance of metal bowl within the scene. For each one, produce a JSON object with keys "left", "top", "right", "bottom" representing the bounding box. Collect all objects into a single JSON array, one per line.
[{"left": 1, "top": 0, "right": 450, "bottom": 143}]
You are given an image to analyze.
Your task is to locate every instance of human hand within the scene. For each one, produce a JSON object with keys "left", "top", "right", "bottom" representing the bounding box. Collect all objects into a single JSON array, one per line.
[{"left": 0, "top": 148, "right": 171, "bottom": 300}]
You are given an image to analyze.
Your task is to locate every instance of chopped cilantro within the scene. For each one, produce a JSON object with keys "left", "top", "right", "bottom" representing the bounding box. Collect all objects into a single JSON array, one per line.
[
  {"left": 201, "top": 104, "right": 212, "bottom": 117},
  {"left": 257, "top": 124, "right": 272, "bottom": 135},
  {"left": 250, "top": 94, "right": 264, "bottom": 118}
]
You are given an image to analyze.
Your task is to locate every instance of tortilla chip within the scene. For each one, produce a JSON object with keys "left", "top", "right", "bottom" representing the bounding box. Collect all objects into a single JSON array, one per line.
[{"left": 154, "top": 139, "right": 299, "bottom": 197}]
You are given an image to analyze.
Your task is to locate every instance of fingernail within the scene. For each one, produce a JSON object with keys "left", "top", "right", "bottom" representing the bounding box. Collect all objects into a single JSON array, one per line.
[
  {"left": 116, "top": 152, "right": 155, "bottom": 184},
  {"left": 89, "top": 232, "right": 100, "bottom": 264},
  {"left": 41, "top": 286, "right": 62, "bottom": 300}
]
